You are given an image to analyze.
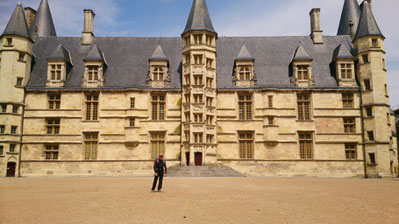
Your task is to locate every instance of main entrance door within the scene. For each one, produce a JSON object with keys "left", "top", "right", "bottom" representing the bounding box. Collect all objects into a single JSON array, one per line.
[
  {"left": 6, "top": 162, "right": 16, "bottom": 177},
  {"left": 194, "top": 152, "right": 202, "bottom": 166}
]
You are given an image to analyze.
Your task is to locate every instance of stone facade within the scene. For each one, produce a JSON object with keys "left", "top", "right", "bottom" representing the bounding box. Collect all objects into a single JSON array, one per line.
[{"left": 0, "top": 0, "right": 397, "bottom": 178}]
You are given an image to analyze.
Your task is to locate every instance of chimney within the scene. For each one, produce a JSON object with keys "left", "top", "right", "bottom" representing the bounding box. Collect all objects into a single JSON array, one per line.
[
  {"left": 349, "top": 20, "right": 355, "bottom": 40},
  {"left": 82, "top": 9, "right": 95, "bottom": 45},
  {"left": 24, "top": 7, "right": 36, "bottom": 29},
  {"left": 310, "top": 8, "right": 323, "bottom": 44}
]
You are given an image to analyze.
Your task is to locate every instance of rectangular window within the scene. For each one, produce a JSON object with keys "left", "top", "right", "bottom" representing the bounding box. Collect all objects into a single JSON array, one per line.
[
  {"left": 206, "top": 135, "right": 214, "bottom": 144},
  {"left": 84, "top": 133, "right": 98, "bottom": 160},
  {"left": 206, "top": 35, "right": 213, "bottom": 46},
  {"left": 11, "top": 126, "right": 17, "bottom": 134},
  {"left": 206, "top": 78, "right": 213, "bottom": 88},
  {"left": 6, "top": 38, "right": 12, "bottom": 46},
  {"left": 194, "top": 55, "right": 203, "bottom": 65},
  {"left": 371, "top": 39, "right": 378, "bottom": 47},
  {"left": 206, "top": 59, "right": 213, "bottom": 69},
  {"left": 18, "top": 53, "right": 25, "bottom": 62},
  {"left": 151, "top": 94, "right": 165, "bottom": 120},
  {"left": 185, "top": 36, "right": 190, "bottom": 46},
  {"left": 46, "top": 119, "right": 60, "bottom": 135},
  {"left": 0, "top": 125, "right": 4, "bottom": 134},
  {"left": 364, "top": 79, "right": 371, "bottom": 91},
  {"left": 1, "top": 104, "right": 6, "bottom": 113},
  {"left": 184, "top": 53, "right": 190, "bottom": 64},
  {"left": 194, "top": 133, "right": 203, "bottom": 143},
  {"left": 387, "top": 113, "right": 391, "bottom": 125},
  {"left": 344, "top": 118, "right": 356, "bottom": 133},
  {"left": 368, "top": 153, "right": 376, "bottom": 165},
  {"left": 239, "top": 133, "right": 254, "bottom": 159},
  {"left": 297, "top": 94, "right": 311, "bottom": 120},
  {"left": 366, "top": 107, "right": 373, "bottom": 117},
  {"left": 239, "top": 66, "right": 251, "bottom": 81},
  {"left": 206, "top": 97, "right": 213, "bottom": 107},
  {"left": 194, "top": 35, "right": 202, "bottom": 45},
  {"left": 129, "top": 118, "right": 135, "bottom": 127},
  {"left": 12, "top": 105, "right": 18, "bottom": 114},
  {"left": 299, "top": 132, "right": 313, "bottom": 160},
  {"left": 368, "top": 131, "right": 374, "bottom": 141},
  {"left": 207, "top": 115, "right": 213, "bottom": 125},
  {"left": 194, "top": 113, "right": 203, "bottom": 123},
  {"left": 385, "top": 84, "right": 388, "bottom": 96},
  {"left": 268, "top": 117, "right": 274, "bottom": 125},
  {"left": 45, "top": 145, "right": 59, "bottom": 160},
  {"left": 87, "top": 66, "right": 99, "bottom": 81},
  {"left": 151, "top": 133, "right": 165, "bottom": 159},
  {"left": 194, "top": 94, "right": 203, "bottom": 103},
  {"left": 342, "top": 93, "right": 354, "bottom": 108},
  {"left": 153, "top": 66, "right": 164, "bottom": 81},
  {"left": 185, "top": 74, "right": 190, "bottom": 85},
  {"left": 194, "top": 75, "right": 203, "bottom": 85},
  {"left": 50, "top": 64, "right": 62, "bottom": 80},
  {"left": 239, "top": 94, "right": 252, "bottom": 120},
  {"left": 185, "top": 94, "right": 190, "bottom": 103},
  {"left": 185, "top": 112, "right": 190, "bottom": 121},
  {"left": 340, "top": 63, "right": 352, "bottom": 79},
  {"left": 345, "top": 144, "right": 357, "bottom": 160},
  {"left": 363, "top": 54, "right": 369, "bottom": 63},
  {"left": 0, "top": 145, "right": 3, "bottom": 156},
  {"left": 85, "top": 94, "right": 99, "bottom": 121},
  {"left": 268, "top": 96, "right": 273, "bottom": 108},
  {"left": 297, "top": 65, "right": 309, "bottom": 80},
  {"left": 9, "top": 144, "right": 16, "bottom": 153},
  {"left": 16, "top": 77, "right": 23, "bottom": 87},
  {"left": 48, "top": 94, "right": 61, "bottom": 109},
  {"left": 130, "top": 98, "right": 135, "bottom": 109}
]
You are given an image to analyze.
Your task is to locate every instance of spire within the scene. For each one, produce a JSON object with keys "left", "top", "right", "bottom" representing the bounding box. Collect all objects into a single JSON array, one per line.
[
  {"left": 48, "top": 43, "right": 71, "bottom": 64},
  {"left": 149, "top": 45, "right": 168, "bottom": 61},
  {"left": 183, "top": 0, "right": 216, "bottom": 34},
  {"left": 235, "top": 44, "right": 254, "bottom": 61},
  {"left": 2, "top": 1, "right": 30, "bottom": 39},
  {"left": 333, "top": 43, "right": 354, "bottom": 60},
  {"left": 292, "top": 44, "right": 312, "bottom": 61},
  {"left": 83, "top": 44, "right": 105, "bottom": 62},
  {"left": 337, "top": 0, "right": 361, "bottom": 35},
  {"left": 29, "top": 0, "right": 57, "bottom": 38},
  {"left": 355, "top": 1, "right": 383, "bottom": 40}
]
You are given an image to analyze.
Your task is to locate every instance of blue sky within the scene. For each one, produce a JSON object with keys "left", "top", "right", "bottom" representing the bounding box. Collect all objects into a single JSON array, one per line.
[{"left": 1, "top": 0, "right": 398, "bottom": 108}]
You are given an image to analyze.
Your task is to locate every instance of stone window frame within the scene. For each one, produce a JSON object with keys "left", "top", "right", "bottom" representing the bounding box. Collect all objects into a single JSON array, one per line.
[
  {"left": 206, "top": 77, "right": 213, "bottom": 89},
  {"left": 47, "top": 61, "right": 67, "bottom": 88},
  {"left": 48, "top": 93, "right": 61, "bottom": 110},
  {"left": 292, "top": 61, "right": 314, "bottom": 87},
  {"left": 365, "top": 107, "right": 373, "bottom": 118},
  {"left": 342, "top": 93, "right": 354, "bottom": 108},
  {"left": 339, "top": 62, "right": 354, "bottom": 80},
  {"left": 206, "top": 134, "right": 214, "bottom": 144},
  {"left": 85, "top": 94, "right": 99, "bottom": 121},
  {"left": 84, "top": 132, "right": 98, "bottom": 160},
  {"left": 193, "top": 34, "right": 202, "bottom": 45},
  {"left": 150, "top": 132, "right": 166, "bottom": 159},
  {"left": 194, "top": 133, "right": 203, "bottom": 143},
  {"left": 193, "top": 55, "right": 203, "bottom": 65},
  {"left": 344, "top": 118, "right": 356, "bottom": 133},
  {"left": 0, "top": 145, "right": 3, "bottom": 156},
  {"left": 367, "top": 131, "right": 375, "bottom": 142},
  {"left": 193, "top": 94, "right": 203, "bottom": 104},
  {"left": 193, "top": 75, "right": 203, "bottom": 86},
  {"left": 12, "top": 105, "right": 18, "bottom": 114},
  {"left": 16, "top": 77, "right": 23, "bottom": 87},
  {"left": 345, "top": 143, "right": 357, "bottom": 160},
  {"left": 44, "top": 145, "right": 59, "bottom": 160},
  {"left": 0, "top": 125, "right": 5, "bottom": 134},
  {"left": 1, "top": 104, "right": 6, "bottom": 113},
  {"left": 129, "top": 118, "right": 135, "bottom": 127},
  {"left": 130, "top": 97, "right": 135, "bottom": 109},
  {"left": 6, "top": 38, "right": 13, "bottom": 46},
  {"left": 147, "top": 62, "right": 170, "bottom": 88},
  {"left": 151, "top": 94, "right": 166, "bottom": 121},
  {"left": 363, "top": 79, "right": 372, "bottom": 91},
  {"left": 368, "top": 152, "right": 377, "bottom": 165},
  {"left": 10, "top": 126, "right": 17, "bottom": 134},
  {"left": 238, "top": 131, "right": 254, "bottom": 159},
  {"left": 238, "top": 93, "right": 253, "bottom": 121},
  {"left": 18, "top": 52, "right": 26, "bottom": 62},
  {"left": 297, "top": 93, "right": 312, "bottom": 121},
  {"left": 193, "top": 113, "right": 203, "bottom": 123},
  {"left": 9, "top": 144, "right": 16, "bottom": 153},
  {"left": 206, "top": 115, "right": 214, "bottom": 125},
  {"left": 298, "top": 132, "right": 313, "bottom": 160},
  {"left": 268, "top": 96, "right": 273, "bottom": 108},
  {"left": 82, "top": 61, "right": 104, "bottom": 88},
  {"left": 46, "top": 119, "right": 60, "bottom": 135}
]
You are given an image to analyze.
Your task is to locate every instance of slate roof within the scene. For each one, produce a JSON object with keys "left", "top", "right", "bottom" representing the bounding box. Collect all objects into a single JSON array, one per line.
[
  {"left": 355, "top": 1, "right": 383, "bottom": 39},
  {"left": 48, "top": 43, "right": 71, "bottom": 64},
  {"left": 2, "top": 1, "right": 30, "bottom": 39},
  {"left": 337, "top": 0, "right": 361, "bottom": 35},
  {"left": 27, "top": 35, "right": 356, "bottom": 91},
  {"left": 29, "top": 0, "right": 57, "bottom": 38},
  {"left": 235, "top": 45, "right": 254, "bottom": 61},
  {"left": 183, "top": 0, "right": 216, "bottom": 34},
  {"left": 333, "top": 43, "right": 354, "bottom": 59},
  {"left": 83, "top": 44, "right": 105, "bottom": 62},
  {"left": 292, "top": 44, "right": 313, "bottom": 61},
  {"left": 149, "top": 45, "right": 168, "bottom": 61}
]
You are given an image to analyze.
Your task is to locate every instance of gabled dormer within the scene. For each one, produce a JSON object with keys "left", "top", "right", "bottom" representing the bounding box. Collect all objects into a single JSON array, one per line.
[
  {"left": 291, "top": 44, "right": 314, "bottom": 87},
  {"left": 233, "top": 44, "right": 256, "bottom": 87},
  {"left": 46, "top": 43, "right": 72, "bottom": 87},
  {"left": 333, "top": 43, "right": 356, "bottom": 87},
  {"left": 82, "top": 43, "right": 106, "bottom": 88},
  {"left": 147, "top": 45, "right": 170, "bottom": 88}
]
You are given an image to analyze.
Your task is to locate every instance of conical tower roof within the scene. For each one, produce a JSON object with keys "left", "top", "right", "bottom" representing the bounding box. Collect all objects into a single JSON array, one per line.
[
  {"left": 355, "top": 1, "right": 383, "bottom": 39},
  {"left": 183, "top": 0, "right": 216, "bottom": 34},
  {"left": 29, "top": 0, "right": 57, "bottom": 38},
  {"left": 235, "top": 45, "right": 254, "bottom": 61},
  {"left": 48, "top": 43, "right": 71, "bottom": 63},
  {"left": 83, "top": 44, "right": 105, "bottom": 62},
  {"left": 333, "top": 43, "right": 354, "bottom": 59},
  {"left": 337, "top": 0, "right": 361, "bottom": 35},
  {"left": 149, "top": 45, "right": 168, "bottom": 61},
  {"left": 292, "top": 44, "right": 312, "bottom": 61},
  {"left": 2, "top": 1, "right": 30, "bottom": 39}
]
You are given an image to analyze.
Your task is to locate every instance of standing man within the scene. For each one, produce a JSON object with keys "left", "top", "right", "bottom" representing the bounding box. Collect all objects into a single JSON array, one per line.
[{"left": 152, "top": 154, "right": 167, "bottom": 192}]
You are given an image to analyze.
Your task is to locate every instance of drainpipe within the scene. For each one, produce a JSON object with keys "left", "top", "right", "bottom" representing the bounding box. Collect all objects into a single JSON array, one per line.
[
  {"left": 17, "top": 89, "right": 27, "bottom": 177},
  {"left": 359, "top": 89, "right": 368, "bottom": 178}
]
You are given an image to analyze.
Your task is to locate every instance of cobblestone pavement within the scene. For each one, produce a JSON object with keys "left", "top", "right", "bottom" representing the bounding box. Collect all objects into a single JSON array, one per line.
[{"left": 1, "top": 177, "right": 398, "bottom": 224}]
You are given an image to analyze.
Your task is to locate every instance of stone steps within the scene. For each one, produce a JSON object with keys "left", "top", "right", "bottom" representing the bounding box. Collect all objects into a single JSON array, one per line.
[{"left": 167, "top": 165, "right": 246, "bottom": 177}]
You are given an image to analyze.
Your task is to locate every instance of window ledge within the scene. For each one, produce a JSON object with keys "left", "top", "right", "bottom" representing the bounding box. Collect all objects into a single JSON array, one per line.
[
  {"left": 14, "top": 85, "right": 24, "bottom": 89},
  {"left": 367, "top": 163, "right": 377, "bottom": 166},
  {"left": 365, "top": 116, "right": 375, "bottom": 119},
  {"left": 125, "top": 127, "right": 139, "bottom": 129},
  {"left": 82, "top": 120, "right": 100, "bottom": 123},
  {"left": 7, "top": 152, "right": 19, "bottom": 155},
  {"left": 17, "top": 60, "right": 26, "bottom": 63},
  {"left": 362, "top": 90, "right": 373, "bottom": 93},
  {"left": 296, "top": 120, "right": 314, "bottom": 122}
]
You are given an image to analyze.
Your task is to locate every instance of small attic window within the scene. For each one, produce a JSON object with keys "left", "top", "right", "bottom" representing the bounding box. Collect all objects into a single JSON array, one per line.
[
  {"left": 297, "top": 65, "right": 309, "bottom": 80},
  {"left": 18, "top": 53, "right": 26, "bottom": 62},
  {"left": 239, "top": 66, "right": 251, "bottom": 81},
  {"left": 340, "top": 63, "right": 353, "bottom": 79},
  {"left": 153, "top": 66, "right": 164, "bottom": 81},
  {"left": 6, "top": 38, "right": 12, "bottom": 46},
  {"left": 87, "top": 66, "right": 99, "bottom": 81},
  {"left": 50, "top": 64, "right": 62, "bottom": 80},
  {"left": 371, "top": 39, "right": 378, "bottom": 48}
]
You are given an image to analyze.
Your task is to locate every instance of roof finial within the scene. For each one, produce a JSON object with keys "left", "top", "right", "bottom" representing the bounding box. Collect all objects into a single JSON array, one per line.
[{"left": 17, "top": 1, "right": 22, "bottom": 6}]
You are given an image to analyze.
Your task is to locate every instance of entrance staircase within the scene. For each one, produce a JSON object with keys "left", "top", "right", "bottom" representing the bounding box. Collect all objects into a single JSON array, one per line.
[{"left": 167, "top": 165, "right": 246, "bottom": 177}]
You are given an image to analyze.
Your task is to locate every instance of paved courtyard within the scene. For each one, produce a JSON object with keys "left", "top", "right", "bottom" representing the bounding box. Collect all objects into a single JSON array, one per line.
[{"left": 0, "top": 177, "right": 398, "bottom": 224}]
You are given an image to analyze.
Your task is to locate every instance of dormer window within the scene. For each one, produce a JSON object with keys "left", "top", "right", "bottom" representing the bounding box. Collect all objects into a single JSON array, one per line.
[
  {"left": 82, "top": 44, "right": 106, "bottom": 88},
  {"left": 147, "top": 45, "right": 170, "bottom": 88},
  {"left": 234, "top": 45, "right": 256, "bottom": 87},
  {"left": 340, "top": 63, "right": 352, "bottom": 79},
  {"left": 87, "top": 66, "right": 99, "bottom": 81},
  {"left": 239, "top": 66, "right": 251, "bottom": 81},
  {"left": 291, "top": 44, "right": 314, "bottom": 87},
  {"left": 46, "top": 43, "right": 72, "bottom": 88},
  {"left": 50, "top": 64, "right": 62, "bottom": 80},
  {"left": 333, "top": 44, "right": 356, "bottom": 87},
  {"left": 297, "top": 65, "right": 309, "bottom": 80}
]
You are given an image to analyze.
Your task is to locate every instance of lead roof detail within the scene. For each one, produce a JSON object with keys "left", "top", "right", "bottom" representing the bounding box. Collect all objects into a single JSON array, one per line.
[
  {"left": 337, "top": 0, "right": 361, "bottom": 36},
  {"left": 183, "top": 0, "right": 216, "bottom": 34},
  {"left": 292, "top": 44, "right": 313, "bottom": 61},
  {"left": 83, "top": 44, "right": 105, "bottom": 62},
  {"left": 333, "top": 43, "right": 355, "bottom": 60},
  {"left": 149, "top": 45, "right": 168, "bottom": 61},
  {"left": 29, "top": 0, "right": 57, "bottom": 38},
  {"left": 235, "top": 45, "right": 254, "bottom": 61},
  {"left": 355, "top": 1, "right": 383, "bottom": 39},
  {"left": 48, "top": 43, "right": 71, "bottom": 64},
  {"left": 2, "top": 1, "right": 30, "bottom": 39}
]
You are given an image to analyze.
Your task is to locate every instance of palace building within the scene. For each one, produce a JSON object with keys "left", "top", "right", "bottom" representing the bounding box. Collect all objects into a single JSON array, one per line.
[{"left": 0, "top": 0, "right": 397, "bottom": 178}]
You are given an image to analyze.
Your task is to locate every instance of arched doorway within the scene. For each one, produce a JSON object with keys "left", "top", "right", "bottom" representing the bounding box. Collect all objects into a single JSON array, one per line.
[
  {"left": 6, "top": 162, "right": 16, "bottom": 177},
  {"left": 194, "top": 152, "right": 202, "bottom": 166}
]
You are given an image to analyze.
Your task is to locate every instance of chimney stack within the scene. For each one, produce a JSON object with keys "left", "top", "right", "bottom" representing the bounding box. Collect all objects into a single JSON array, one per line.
[
  {"left": 310, "top": 8, "right": 323, "bottom": 44},
  {"left": 82, "top": 9, "right": 95, "bottom": 45},
  {"left": 24, "top": 7, "right": 36, "bottom": 29}
]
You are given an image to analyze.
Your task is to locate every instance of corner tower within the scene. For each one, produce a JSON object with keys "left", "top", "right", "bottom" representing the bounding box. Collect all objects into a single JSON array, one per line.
[
  {"left": 338, "top": 0, "right": 361, "bottom": 37},
  {"left": 0, "top": 1, "right": 33, "bottom": 177},
  {"left": 181, "top": 0, "right": 217, "bottom": 166},
  {"left": 29, "top": 0, "right": 57, "bottom": 41},
  {"left": 353, "top": 1, "right": 395, "bottom": 177}
]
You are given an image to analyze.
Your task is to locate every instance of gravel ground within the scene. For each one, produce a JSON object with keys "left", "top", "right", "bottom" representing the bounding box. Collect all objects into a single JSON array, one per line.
[{"left": 0, "top": 177, "right": 398, "bottom": 224}]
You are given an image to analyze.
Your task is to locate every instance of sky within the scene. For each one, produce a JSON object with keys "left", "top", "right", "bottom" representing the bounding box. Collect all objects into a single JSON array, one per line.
[{"left": 1, "top": 0, "right": 398, "bottom": 108}]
